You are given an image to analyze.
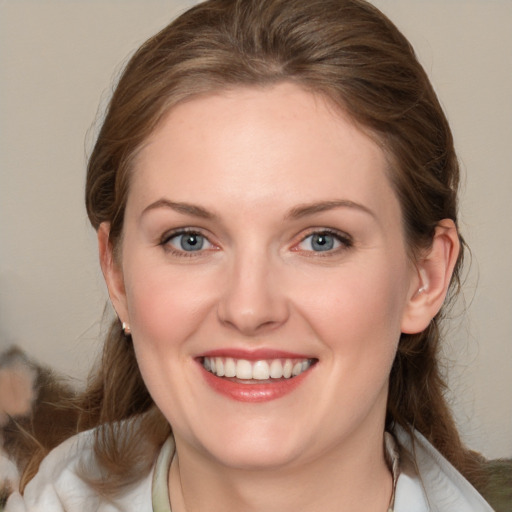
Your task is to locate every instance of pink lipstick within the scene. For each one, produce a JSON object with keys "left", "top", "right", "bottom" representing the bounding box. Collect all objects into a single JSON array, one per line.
[{"left": 197, "top": 349, "right": 317, "bottom": 402}]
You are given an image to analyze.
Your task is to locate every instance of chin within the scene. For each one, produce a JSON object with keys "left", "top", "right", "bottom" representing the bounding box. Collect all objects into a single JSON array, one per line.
[
  {"left": 184, "top": 418, "right": 307, "bottom": 470},
  {"left": 208, "top": 441, "right": 303, "bottom": 471}
]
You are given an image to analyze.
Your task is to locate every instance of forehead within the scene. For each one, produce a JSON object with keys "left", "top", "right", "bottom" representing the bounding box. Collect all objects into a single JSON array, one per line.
[{"left": 129, "top": 83, "right": 399, "bottom": 223}]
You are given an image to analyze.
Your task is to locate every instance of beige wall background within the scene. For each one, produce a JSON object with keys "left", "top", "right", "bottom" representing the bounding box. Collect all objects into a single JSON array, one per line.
[{"left": 0, "top": 0, "right": 510, "bottom": 459}]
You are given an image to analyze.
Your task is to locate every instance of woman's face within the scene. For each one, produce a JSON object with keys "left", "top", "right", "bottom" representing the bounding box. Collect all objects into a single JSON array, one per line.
[{"left": 106, "top": 83, "right": 422, "bottom": 470}]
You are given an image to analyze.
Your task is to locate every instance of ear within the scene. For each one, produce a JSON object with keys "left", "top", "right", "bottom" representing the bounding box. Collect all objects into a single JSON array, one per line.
[
  {"left": 98, "top": 223, "right": 129, "bottom": 326},
  {"left": 401, "top": 219, "right": 460, "bottom": 334}
]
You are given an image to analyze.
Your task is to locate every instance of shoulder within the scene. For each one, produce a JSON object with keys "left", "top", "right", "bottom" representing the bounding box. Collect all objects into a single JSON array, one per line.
[
  {"left": 393, "top": 426, "right": 494, "bottom": 512},
  {"left": 4, "top": 429, "right": 154, "bottom": 512}
]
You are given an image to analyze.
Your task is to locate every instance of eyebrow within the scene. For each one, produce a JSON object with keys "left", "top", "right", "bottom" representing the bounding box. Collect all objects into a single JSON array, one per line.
[
  {"left": 141, "top": 198, "right": 374, "bottom": 221},
  {"left": 285, "top": 200, "right": 376, "bottom": 220},
  {"left": 141, "top": 199, "right": 216, "bottom": 219}
]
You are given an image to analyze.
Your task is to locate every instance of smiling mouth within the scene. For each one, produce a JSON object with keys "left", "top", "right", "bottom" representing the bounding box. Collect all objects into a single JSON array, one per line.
[{"left": 201, "top": 357, "right": 316, "bottom": 381}]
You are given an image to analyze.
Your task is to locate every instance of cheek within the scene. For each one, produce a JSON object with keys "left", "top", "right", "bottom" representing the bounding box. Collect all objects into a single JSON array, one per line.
[
  {"left": 303, "top": 266, "right": 407, "bottom": 332},
  {"left": 123, "top": 262, "right": 218, "bottom": 353},
  {"left": 122, "top": 264, "right": 217, "bottom": 418},
  {"left": 294, "top": 259, "right": 409, "bottom": 366}
]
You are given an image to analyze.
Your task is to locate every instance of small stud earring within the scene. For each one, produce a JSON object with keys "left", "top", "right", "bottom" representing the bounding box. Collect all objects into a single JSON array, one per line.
[
  {"left": 122, "top": 322, "right": 131, "bottom": 336},
  {"left": 417, "top": 285, "right": 427, "bottom": 294}
]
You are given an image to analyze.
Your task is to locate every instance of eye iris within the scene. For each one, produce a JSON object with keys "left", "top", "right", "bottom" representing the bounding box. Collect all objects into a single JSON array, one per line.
[
  {"left": 180, "top": 233, "right": 203, "bottom": 251},
  {"left": 311, "top": 233, "right": 334, "bottom": 251}
]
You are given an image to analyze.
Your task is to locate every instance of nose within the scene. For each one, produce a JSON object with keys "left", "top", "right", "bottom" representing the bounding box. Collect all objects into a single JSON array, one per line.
[{"left": 217, "top": 249, "right": 289, "bottom": 336}]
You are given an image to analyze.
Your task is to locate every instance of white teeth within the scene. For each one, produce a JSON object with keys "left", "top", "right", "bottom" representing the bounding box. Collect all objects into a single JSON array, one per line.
[
  {"left": 283, "top": 360, "right": 293, "bottom": 378},
  {"left": 252, "top": 360, "right": 270, "bottom": 380},
  {"left": 203, "top": 357, "right": 313, "bottom": 380},
  {"left": 292, "top": 362, "right": 303, "bottom": 376},
  {"left": 216, "top": 359, "right": 225, "bottom": 377},
  {"left": 236, "top": 359, "right": 252, "bottom": 379},
  {"left": 224, "top": 358, "right": 236, "bottom": 378},
  {"left": 269, "top": 359, "right": 283, "bottom": 379}
]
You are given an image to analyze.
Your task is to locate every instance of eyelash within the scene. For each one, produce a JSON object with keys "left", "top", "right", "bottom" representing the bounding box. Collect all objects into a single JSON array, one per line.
[
  {"left": 294, "top": 228, "right": 353, "bottom": 255},
  {"left": 159, "top": 227, "right": 353, "bottom": 257},
  {"left": 159, "top": 228, "right": 216, "bottom": 258}
]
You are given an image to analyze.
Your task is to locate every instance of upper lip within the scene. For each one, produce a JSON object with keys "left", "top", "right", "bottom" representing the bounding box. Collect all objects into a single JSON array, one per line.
[{"left": 198, "top": 348, "right": 315, "bottom": 360}]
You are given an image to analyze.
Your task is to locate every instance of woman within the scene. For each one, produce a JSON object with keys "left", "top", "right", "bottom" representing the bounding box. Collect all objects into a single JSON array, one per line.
[{"left": 5, "top": 0, "right": 495, "bottom": 510}]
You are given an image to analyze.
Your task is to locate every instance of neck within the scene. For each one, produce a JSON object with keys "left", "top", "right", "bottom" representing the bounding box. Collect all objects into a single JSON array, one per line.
[{"left": 168, "top": 427, "right": 393, "bottom": 512}]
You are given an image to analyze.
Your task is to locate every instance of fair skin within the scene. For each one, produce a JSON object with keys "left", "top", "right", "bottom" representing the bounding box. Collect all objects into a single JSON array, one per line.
[{"left": 99, "top": 83, "right": 459, "bottom": 512}]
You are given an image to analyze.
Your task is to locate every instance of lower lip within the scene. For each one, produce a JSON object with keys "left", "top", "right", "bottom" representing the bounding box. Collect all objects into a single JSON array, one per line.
[{"left": 200, "top": 364, "right": 312, "bottom": 402}]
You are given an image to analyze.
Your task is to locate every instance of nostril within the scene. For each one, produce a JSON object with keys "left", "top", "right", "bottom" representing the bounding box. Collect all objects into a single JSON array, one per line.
[
  {"left": 217, "top": 313, "right": 287, "bottom": 336},
  {"left": 216, "top": 258, "right": 290, "bottom": 333}
]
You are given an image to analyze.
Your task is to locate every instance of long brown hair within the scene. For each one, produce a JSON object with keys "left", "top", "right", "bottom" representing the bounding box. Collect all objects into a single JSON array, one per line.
[{"left": 24, "top": 0, "right": 483, "bottom": 494}]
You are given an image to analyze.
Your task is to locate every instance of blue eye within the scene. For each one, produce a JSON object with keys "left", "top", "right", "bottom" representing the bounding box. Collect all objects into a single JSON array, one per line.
[
  {"left": 298, "top": 231, "right": 351, "bottom": 252},
  {"left": 165, "top": 231, "right": 212, "bottom": 252},
  {"left": 310, "top": 233, "right": 335, "bottom": 251}
]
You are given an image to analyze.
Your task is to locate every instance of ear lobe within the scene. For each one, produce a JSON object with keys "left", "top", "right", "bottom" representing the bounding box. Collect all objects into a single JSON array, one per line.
[
  {"left": 98, "top": 222, "right": 129, "bottom": 324},
  {"left": 401, "top": 219, "right": 460, "bottom": 334}
]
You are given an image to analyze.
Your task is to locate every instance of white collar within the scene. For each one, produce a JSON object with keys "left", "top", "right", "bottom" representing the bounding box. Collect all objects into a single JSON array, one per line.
[{"left": 393, "top": 426, "right": 493, "bottom": 512}]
